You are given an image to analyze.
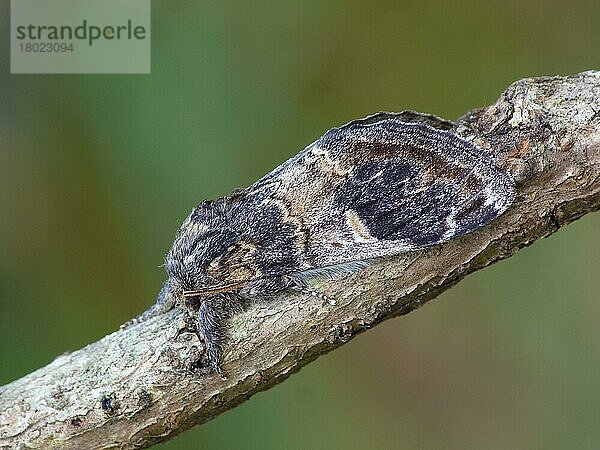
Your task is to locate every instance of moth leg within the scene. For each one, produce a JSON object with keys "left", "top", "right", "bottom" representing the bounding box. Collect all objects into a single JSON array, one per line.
[
  {"left": 292, "top": 284, "right": 337, "bottom": 306},
  {"left": 241, "top": 275, "right": 337, "bottom": 305},
  {"left": 195, "top": 299, "right": 227, "bottom": 379},
  {"left": 284, "top": 261, "right": 371, "bottom": 306},
  {"left": 120, "top": 282, "right": 175, "bottom": 329},
  {"left": 286, "top": 275, "right": 337, "bottom": 306},
  {"left": 194, "top": 294, "right": 243, "bottom": 379},
  {"left": 239, "top": 276, "right": 292, "bottom": 297}
]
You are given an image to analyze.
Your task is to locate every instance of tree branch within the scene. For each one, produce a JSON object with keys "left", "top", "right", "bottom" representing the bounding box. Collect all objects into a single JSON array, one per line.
[{"left": 2, "top": 71, "right": 600, "bottom": 449}]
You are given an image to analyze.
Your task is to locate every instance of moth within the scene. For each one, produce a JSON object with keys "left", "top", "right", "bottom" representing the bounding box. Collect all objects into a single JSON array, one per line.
[{"left": 126, "top": 112, "right": 515, "bottom": 378}]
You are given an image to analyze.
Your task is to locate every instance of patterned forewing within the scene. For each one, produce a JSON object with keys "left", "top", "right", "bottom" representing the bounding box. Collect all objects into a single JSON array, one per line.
[{"left": 245, "top": 113, "right": 515, "bottom": 272}]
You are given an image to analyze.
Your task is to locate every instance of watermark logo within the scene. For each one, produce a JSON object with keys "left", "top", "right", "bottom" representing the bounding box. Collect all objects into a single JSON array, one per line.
[{"left": 11, "top": 0, "right": 150, "bottom": 74}]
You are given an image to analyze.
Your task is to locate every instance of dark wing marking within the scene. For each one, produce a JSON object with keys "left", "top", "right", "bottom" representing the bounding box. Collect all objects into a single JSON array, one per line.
[{"left": 192, "top": 112, "right": 515, "bottom": 290}]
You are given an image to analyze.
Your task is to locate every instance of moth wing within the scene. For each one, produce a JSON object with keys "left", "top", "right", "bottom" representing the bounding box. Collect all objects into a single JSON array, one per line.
[{"left": 241, "top": 112, "right": 515, "bottom": 276}]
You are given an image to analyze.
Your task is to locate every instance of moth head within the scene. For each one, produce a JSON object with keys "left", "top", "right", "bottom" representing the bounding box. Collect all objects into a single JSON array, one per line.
[
  {"left": 164, "top": 202, "right": 255, "bottom": 302},
  {"left": 164, "top": 207, "right": 237, "bottom": 286},
  {"left": 164, "top": 238, "right": 247, "bottom": 301}
]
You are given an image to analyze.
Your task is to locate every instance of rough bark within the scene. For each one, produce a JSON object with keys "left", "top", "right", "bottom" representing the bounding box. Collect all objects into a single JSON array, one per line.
[{"left": 1, "top": 71, "right": 599, "bottom": 449}]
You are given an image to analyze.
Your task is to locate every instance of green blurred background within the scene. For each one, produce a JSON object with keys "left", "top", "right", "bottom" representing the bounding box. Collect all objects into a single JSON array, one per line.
[{"left": 2, "top": 1, "right": 600, "bottom": 449}]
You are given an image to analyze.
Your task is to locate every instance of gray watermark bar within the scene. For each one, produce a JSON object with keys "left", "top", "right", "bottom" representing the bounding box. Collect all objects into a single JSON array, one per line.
[{"left": 11, "top": 0, "right": 150, "bottom": 74}]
